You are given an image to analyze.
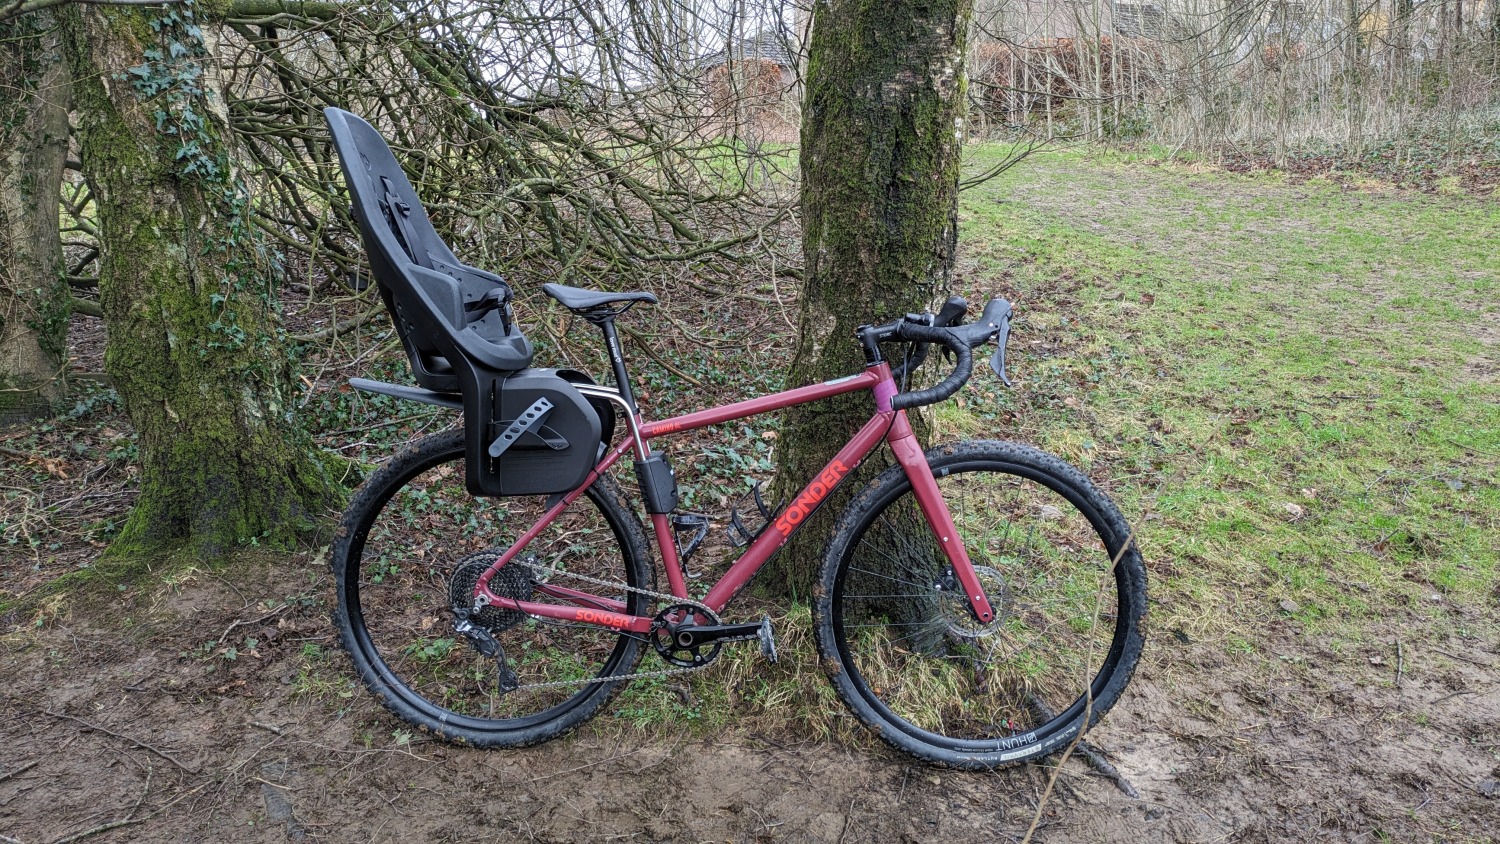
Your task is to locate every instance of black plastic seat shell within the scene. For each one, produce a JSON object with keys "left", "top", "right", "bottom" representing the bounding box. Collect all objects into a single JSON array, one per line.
[{"left": 325, "top": 107, "right": 606, "bottom": 497}]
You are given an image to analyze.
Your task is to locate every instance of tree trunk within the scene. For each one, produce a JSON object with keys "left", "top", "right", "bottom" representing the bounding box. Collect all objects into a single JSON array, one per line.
[
  {"left": 767, "top": 0, "right": 971, "bottom": 595},
  {"left": 63, "top": 1, "right": 343, "bottom": 557},
  {"left": 0, "top": 8, "right": 71, "bottom": 425}
]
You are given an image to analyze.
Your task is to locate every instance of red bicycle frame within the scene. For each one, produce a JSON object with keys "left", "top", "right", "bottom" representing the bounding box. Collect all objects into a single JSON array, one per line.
[{"left": 472, "top": 361, "right": 997, "bottom": 632}]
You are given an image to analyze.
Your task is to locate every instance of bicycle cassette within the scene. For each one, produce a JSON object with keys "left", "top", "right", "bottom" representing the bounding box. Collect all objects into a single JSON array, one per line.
[{"left": 449, "top": 550, "right": 534, "bottom": 633}]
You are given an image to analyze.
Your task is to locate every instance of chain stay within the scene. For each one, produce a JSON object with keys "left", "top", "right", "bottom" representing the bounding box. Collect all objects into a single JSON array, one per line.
[{"left": 474, "top": 557, "right": 722, "bottom": 692}]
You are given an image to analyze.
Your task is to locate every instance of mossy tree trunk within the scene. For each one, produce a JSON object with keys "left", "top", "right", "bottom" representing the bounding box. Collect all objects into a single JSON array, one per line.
[
  {"left": 0, "top": 7, "right": 71, "bottom": 425},
  {"left": 766, "top": 0, "right": 971, "bottom": 595},
  {"left": 62, "top": 1, "right": 343, "bottom": 557}
]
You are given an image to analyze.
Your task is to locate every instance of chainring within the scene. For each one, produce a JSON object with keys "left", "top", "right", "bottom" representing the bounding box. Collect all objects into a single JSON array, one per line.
[
  {"left": 651, "top": 603, "right": 723, "bottom": 668},
  {"left": 448, "top": 550, "right": 534, "bottom": 633}
]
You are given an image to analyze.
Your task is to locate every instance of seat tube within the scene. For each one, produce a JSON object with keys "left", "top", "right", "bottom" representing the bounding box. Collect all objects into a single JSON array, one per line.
[
  {"left": 591, "top": 316, "right": 650, "bottom": 458},
  {"left": 884, "top": 413, "right": 997, "bottom": 624}
]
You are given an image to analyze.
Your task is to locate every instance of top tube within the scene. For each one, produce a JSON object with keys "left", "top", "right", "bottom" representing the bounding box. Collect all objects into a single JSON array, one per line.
[{"left": 639, "top": 368, "right": 888, "bottom": 440}]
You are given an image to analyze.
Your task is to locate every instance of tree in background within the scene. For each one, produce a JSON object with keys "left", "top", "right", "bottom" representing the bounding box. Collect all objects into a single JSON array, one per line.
[
  {"left": 62, "top": 0, "right": 343, "bottom": 556},
  {"left": 5, "top": 0, "right": 799, "bottom": 561},
  {"left": 768, "top": 0, "right": 972, "bottom": 592},
  {"left": 0, "top": 7, "right": 71, "bottom": 425}
]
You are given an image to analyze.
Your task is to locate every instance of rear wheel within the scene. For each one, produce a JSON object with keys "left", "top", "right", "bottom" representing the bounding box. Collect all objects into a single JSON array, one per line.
[
  {"left": 814, "top": 440, "right": 1146, "bottom": 769},
  {"left": 332, "top": 430, "right": 651, "bottom": 747}
]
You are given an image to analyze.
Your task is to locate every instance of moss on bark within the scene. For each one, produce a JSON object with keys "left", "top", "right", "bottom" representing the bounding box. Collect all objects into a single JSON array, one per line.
[
  {"left": 0, "top": 9, "right": 72, "bottom": 425},
  {"left": 767, "top": 0, "right": 972, "bottom": 594},
  {"left": 63, "top": 2, "right": 343, "bottom": 557}
]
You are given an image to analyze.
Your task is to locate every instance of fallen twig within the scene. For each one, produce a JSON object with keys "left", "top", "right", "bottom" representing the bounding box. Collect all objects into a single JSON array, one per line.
[
  {"left": 0, "top": 760, "right": 39, "bottom": 783},
  {"left": 290, "top": 306, "right": 384, "bottom": 344},
  {"left": 216, "top": 604, "right": 293, "bottom": 646},
  {"left": 48, "top": 816, "right": 145, "bottom": 844},
  {"left": 1021, "top": 528, "right": 1137, "bottom": 843},
  {"left": 1432, "top": 648, "right": 1493, "bottom": 668},
  {"left": 49, "top": 765, "right": 152, "bottom": 844},
  {"left": 1074, "top": 740, "right": 1141, "bottom": 799},
  {"left": 1430, "top": 690, "right": 1476, "bottom": 705},
  {"left": 37, "top": 707, "right": 198, "bottom": 774}
]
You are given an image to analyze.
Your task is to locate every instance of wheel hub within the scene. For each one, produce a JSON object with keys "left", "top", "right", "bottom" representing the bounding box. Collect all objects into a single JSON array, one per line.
[{"left": 938, "top": 565, "right": 1009, "bottom": 639}]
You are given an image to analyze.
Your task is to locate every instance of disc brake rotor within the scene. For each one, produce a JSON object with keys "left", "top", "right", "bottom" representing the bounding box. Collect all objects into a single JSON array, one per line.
[{"left": 939, "top": 565, "right": 1009, "bottom": 639}]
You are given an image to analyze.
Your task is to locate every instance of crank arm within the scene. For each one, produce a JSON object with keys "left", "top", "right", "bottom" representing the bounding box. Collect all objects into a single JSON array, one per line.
[{"left": 666, "top": 620, "right": 766, "bottom": 650}]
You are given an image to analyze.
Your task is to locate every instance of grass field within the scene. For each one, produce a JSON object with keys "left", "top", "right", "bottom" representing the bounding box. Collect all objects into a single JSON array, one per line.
[{"left": 952, "top": 147, "right": 1499, "bottom": 651}]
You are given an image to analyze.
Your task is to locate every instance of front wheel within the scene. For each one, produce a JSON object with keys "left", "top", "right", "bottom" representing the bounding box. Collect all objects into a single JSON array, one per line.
[
  {"left": 814, "top": 440, "right": 1146, "bottom": 769},
  {"left": 331, "top": 430, "right": 652, "bottom": 748}
]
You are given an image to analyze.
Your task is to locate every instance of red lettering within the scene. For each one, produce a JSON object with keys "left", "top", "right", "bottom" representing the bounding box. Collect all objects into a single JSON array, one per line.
[
  {"left": 774, "top": 459, "right": 852, "bottom": 538},
  {"left": 577, "top": 609, "right": 629, "bottom": 629}
]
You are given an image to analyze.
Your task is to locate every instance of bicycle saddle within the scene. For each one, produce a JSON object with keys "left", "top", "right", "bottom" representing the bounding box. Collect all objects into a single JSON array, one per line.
[{"left": 543, "top": 283, "right": 658, "bottom": 312}]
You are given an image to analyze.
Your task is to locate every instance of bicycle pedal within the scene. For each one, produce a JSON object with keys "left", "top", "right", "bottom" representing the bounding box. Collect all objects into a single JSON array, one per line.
[{"left": 758, "top": 615, "right": 778, "bottom": 664}]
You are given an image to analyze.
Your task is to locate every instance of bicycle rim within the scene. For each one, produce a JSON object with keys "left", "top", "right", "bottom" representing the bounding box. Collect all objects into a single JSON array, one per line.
[
  {"left": 334, "top": 431, "right": 649, "bottom": 745},
  {"left": 821, "top": 441, "right": 1144, "bottom": 765}
]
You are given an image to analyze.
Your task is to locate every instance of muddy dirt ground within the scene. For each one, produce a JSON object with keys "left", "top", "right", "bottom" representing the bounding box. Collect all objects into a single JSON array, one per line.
[{"left": 0, "top": 552, "right": 1496, "bottom": 844}]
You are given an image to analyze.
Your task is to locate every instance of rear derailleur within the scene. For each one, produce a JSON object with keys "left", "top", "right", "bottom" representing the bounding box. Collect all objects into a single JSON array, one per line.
[{"left": 447, "top": 550, "right": 535, "bottom": 694}]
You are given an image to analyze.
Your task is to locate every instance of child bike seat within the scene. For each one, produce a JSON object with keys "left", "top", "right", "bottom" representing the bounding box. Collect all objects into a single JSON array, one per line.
[{"left": 324, "top": 107, "right": 533, "bottom": 392}]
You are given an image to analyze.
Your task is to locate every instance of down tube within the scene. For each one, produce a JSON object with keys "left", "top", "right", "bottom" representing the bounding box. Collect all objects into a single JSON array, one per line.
[{"left": 700, "top": 412, "right": 895, "bottom": 612}]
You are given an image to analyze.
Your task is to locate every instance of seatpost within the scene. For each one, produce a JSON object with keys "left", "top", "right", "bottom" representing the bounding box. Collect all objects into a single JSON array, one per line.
[
  {"left": 593, "top": 319, "right": 638, "bottom": 412},
  {"left": 581, "top": 310, "right": 649, "bottom": 457}
]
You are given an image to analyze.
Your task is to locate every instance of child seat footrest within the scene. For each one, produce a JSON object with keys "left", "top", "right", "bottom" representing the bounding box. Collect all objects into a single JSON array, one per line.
[{"left": 488, "top": 397, "right": 562, "bottom": 458}]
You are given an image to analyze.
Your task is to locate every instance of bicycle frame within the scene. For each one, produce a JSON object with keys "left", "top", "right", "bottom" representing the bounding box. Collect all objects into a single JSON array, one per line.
[{"left": 472, "top": 361, "right": 997, "bottom": 632}]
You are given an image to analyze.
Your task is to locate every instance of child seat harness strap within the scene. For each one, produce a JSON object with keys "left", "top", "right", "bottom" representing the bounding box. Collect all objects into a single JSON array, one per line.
[{"left": 380, "top": 176, "right": 427, "bottom": 268}]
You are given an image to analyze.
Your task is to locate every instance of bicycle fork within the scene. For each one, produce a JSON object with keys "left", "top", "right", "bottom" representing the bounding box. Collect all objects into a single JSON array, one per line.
[{"left": 884, "top": 411, "right": 997, "bottom": 625}]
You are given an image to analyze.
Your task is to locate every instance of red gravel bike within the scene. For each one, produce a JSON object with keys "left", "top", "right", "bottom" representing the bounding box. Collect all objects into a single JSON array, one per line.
[
  {"left": 330, "top": 287, "right": 1146, "bottom": 769},
  {"left": 324, "top": 106, "right": 1145, "bottom": 769}
]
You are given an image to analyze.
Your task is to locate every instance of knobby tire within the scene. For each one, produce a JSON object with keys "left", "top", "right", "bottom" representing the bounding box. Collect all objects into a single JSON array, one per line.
[
  {"left": 331, "top": 430, "right": 652, "bottom": 747},
  {"left": 814, "top": 440, "right": 1146, "bottom": 770}
]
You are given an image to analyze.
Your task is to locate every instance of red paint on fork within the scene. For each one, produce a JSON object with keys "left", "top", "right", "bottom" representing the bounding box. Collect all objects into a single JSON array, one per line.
[{"left": 885, "top": 412, "right": 996, "bottom": 623}]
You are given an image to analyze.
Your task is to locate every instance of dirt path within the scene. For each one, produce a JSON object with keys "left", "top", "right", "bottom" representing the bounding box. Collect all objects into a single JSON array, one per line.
[{"left": 1, "top": 555, "right": 1495, "bottom": 843}]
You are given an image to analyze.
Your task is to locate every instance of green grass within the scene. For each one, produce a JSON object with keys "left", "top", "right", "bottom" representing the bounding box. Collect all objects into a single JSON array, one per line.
[{"left": 952, "top": 145, "right": 1500, "bottom": 650}]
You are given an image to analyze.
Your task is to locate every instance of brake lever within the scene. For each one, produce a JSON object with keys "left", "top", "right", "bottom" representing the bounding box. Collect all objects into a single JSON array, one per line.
[{"left": 989, "top": 310, "right": 1012, "bottom": 387}]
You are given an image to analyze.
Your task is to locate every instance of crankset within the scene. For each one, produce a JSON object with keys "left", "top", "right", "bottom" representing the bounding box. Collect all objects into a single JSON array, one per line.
[{"left": 651, "top": 604, "right": 778, "bottom": 668}]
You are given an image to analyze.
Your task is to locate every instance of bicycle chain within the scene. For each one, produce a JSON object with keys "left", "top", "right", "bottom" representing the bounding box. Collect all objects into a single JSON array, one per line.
[{"left": 476, "top": 557, "right": 723, "bottom": 692}]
